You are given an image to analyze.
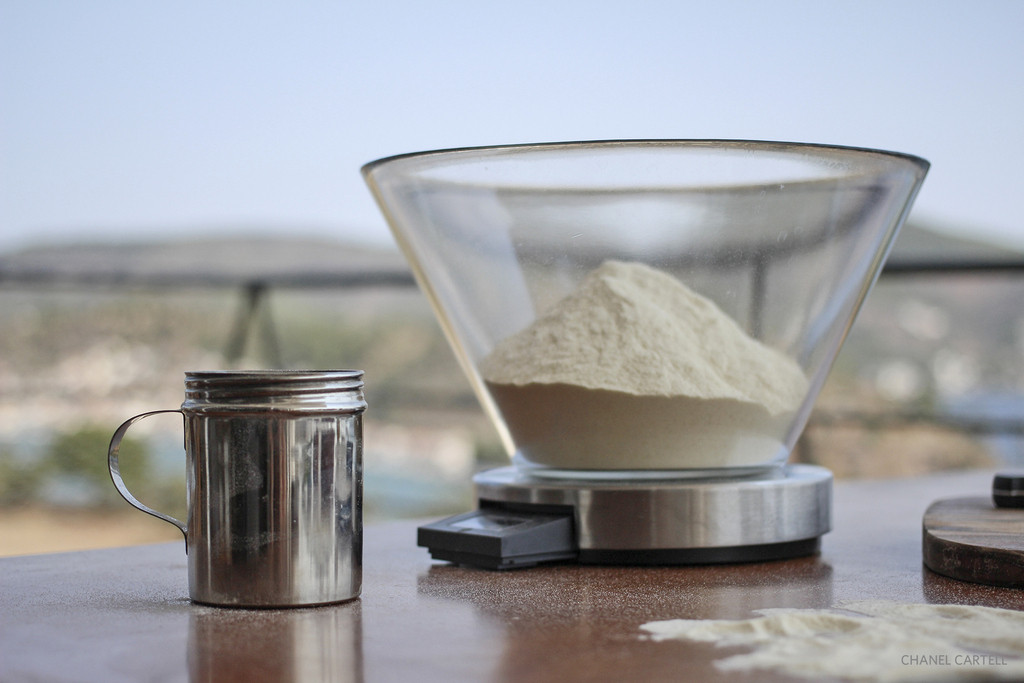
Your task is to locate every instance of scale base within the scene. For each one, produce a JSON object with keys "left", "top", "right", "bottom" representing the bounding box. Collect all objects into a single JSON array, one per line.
[{"left": 418, "top": 464, "right": 832, "bottom": 570}]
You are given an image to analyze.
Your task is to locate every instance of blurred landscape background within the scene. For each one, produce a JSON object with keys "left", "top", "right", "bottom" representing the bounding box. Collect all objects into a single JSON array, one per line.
[
  {"left": 2, "top": 1, "right": 1022, "bottom": 555},
  {"left": 1, "top": 222, "right": 1022, "bottom": 556}
]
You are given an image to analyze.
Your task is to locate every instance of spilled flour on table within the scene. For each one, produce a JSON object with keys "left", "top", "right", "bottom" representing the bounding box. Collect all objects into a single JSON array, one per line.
[{"left": 641, "top": 600, "right": 1024, "bottom": 681}]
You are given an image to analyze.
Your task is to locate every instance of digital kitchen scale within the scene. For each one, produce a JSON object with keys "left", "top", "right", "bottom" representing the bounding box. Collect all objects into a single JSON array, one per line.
[{"left": 418, "top": 464, "right": 832, "bottom": 569}]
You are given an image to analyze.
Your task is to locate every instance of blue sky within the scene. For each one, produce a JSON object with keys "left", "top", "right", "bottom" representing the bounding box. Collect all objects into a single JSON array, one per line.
[{"left": 1, "top": 1, "right": 1022, "bottom": 252}]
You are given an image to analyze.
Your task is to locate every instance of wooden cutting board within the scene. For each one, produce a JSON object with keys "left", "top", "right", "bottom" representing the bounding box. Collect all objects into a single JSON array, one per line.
[{"left": 923, "top": 496, "right": 1024, "bottom": 588}]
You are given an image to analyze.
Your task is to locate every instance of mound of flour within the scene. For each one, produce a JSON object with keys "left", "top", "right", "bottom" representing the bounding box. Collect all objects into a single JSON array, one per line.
[{"left": 480, "top": 260, "right": 809, "bottom": 470}]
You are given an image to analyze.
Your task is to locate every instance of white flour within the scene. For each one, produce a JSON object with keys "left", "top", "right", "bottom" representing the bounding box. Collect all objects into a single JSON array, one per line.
[
  {"left": 641, "top": 601, "right": 1024, "bottom": 681},
  {"left": 480, "top": 260, "right": 809, "bottom": 470}
]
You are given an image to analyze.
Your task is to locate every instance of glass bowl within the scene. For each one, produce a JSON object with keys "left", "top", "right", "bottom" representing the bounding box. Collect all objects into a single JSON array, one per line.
[{"left": 363, "top": 140, "right": 928, "bottom": 478}]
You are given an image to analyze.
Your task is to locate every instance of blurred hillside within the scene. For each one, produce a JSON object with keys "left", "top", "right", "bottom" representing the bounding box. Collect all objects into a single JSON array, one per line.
[
  {"left": 0, "top": 222, "right": 1022, "bottom": 554},
  {"left": 804, "top": 223, "right": 1024, "bottom": 476},
  {"left": 0, "top": 237, "right": 487, "bottom": 556}
]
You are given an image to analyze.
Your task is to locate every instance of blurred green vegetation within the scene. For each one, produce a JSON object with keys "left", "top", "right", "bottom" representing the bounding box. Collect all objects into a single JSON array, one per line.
[
  {"left": 0, "top": 424, "right": 186, "bottom": 513},
  {"left": 0, "top": 446, "right": 44, "bottom": 506},
  {"left": 0, "top": 281, "right": 496, "bottom": 520},
  {"left": 1, "top": 229, "right": 1021, "bottom": 523}
]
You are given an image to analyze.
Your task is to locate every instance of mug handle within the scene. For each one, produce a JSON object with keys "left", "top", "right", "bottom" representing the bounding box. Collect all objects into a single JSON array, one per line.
[{"left": 108, "top": 410, "right": 188, "bottom": 546}]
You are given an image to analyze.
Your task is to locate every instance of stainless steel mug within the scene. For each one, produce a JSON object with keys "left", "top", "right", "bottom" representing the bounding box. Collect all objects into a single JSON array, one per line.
[{"left": 108, "top": 370, "right": 366, "bottom": 608}]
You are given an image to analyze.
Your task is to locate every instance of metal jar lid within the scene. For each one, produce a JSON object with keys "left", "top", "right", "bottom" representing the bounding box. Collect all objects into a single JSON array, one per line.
[{"left": 182, "top": 370, "right": 366, "bottom": 414}]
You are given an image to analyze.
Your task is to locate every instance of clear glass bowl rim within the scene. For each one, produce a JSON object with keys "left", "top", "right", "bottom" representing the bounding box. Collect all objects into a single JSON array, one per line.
[{"left": 361, "top": 138, "right": 930, "bottom": 180}]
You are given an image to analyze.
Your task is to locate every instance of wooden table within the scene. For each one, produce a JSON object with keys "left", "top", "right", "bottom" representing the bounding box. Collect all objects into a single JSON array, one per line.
[{"left": 2, "top": 470, "right": 1022, "bottom": 682}]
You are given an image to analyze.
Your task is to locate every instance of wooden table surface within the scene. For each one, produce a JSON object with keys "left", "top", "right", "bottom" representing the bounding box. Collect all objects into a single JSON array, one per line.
[{"left": 2, "top": 469, "right": 1022, "bottom": 683}]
